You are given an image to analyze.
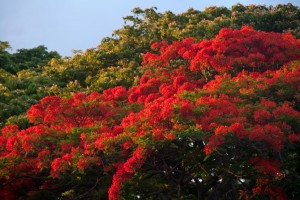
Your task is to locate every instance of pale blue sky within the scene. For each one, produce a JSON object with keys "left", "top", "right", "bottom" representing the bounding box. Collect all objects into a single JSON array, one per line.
[{"left": 0, "top": 0, "right": 299, "bottom": 56}]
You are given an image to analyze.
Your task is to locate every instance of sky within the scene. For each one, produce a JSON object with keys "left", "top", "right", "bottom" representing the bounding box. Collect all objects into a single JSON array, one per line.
[{"left": 0, "top": 0, "right": 299, "bottom": 56}]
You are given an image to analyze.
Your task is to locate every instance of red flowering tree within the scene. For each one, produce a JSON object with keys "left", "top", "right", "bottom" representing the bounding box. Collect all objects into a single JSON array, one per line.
[
  {"left": 1, "top": 26, "right": 300, "bottom": 200},
  {"left": 143, "top": 26, "right": 300, "bottom": 79}
]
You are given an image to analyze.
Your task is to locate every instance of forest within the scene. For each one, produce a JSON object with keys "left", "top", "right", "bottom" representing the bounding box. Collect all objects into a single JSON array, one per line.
[{"left": 0, "top": 3, "right": 300, "bottom": 200}]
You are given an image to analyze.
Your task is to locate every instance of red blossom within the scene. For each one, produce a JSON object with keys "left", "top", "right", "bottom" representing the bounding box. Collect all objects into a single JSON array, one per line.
[
  {"left": 6, "top": 136, "right": 19, "bottom": 151},
  {"left": 164, "top": 133, "right": 176, "bottom": 140},
  {"left": 103, "top": 86, "right": 128, "bottom": 101},
  {"left": 108, "top": 163, "right": 131, "bottom": 200},
  {"left": 254, "top": 109, "right": 272, "bottom": 124},
  {"left": 250, "top": 157, "right": 283, "bottom": 178},
  {"left": 173, "top": 76, "right": 188, "bottom": 89},
  {"left": 77, "top": 158, "right": 90, "bottom": 170},
  {"left": 180, "top": 101, "right": 194, "bottom": 117},
  {"left": 260, "top": 99, "right": 277, "bottom": 108},
  {"left": 288, "top": 133, "right": 300, "bottom": 143},
  {"left": 122, "top": 141, "right": 132, "bottom": 150},
  {"left": 249, "top": 125, "right": 266, "bottom": 141},
  {"left": 229, "top": 122, "right": 247, "bottom": 139},
  {"left": 273, "top": 102, "right": 300, "bottom": 119},
  {"left": 36, "top": 149, "right": 50, "bottom": 169},
  {"left": 50, "top": 158, "right": 63, "bottom": 178},
  {"left": 204, "top": 135, "right": 225, "bottom": 154},
  {"left": 1, "top": 125, "right": 19, "bottom": 138}
]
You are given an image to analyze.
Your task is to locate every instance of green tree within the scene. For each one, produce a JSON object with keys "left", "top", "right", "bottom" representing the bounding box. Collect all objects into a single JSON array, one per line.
[
  {"left": 0, "top": 41, "right": 17, "bottom": 73},
  {"left": 11, "top": 45, "right": 60, "bottom": 73}
]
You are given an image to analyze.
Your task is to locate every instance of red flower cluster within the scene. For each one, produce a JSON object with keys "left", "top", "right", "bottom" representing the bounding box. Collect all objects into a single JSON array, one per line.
[{"left": 143, "top": 26, "right": 300, "bottom": 75}]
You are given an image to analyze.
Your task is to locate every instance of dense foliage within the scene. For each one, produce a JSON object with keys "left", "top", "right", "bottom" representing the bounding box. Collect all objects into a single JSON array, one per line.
[
  {"left": 0, "top": 3, "right": 300, "bottom": 200},
  {"left": 0, "top": 43, "right": 61, "bottom": 128},
  {"left": 1, "top": 3, "right": 300, "bottom": 128}
]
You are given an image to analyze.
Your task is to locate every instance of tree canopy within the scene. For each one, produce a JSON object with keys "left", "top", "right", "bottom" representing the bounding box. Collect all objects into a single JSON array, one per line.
[{"left": 0, "top": 3, "right": 300, "bottom": 200}]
